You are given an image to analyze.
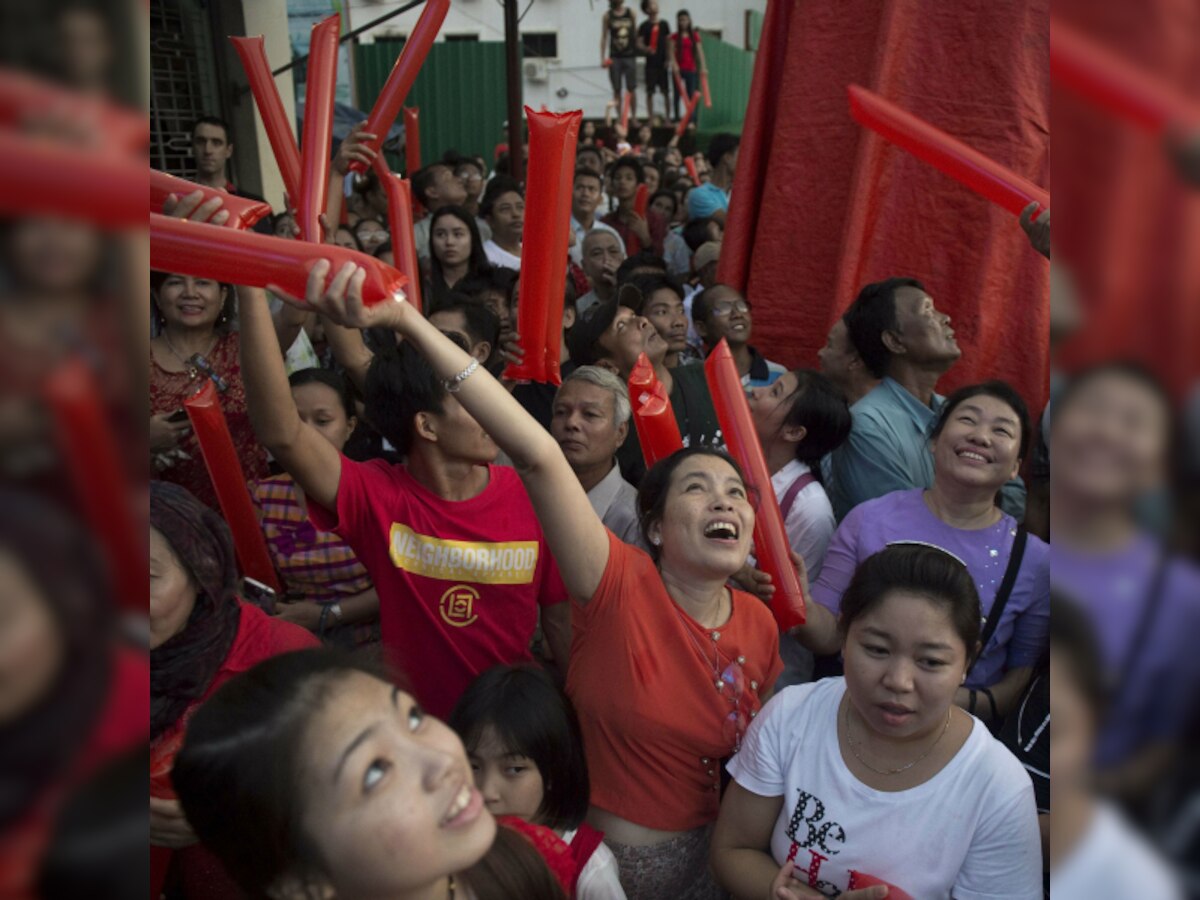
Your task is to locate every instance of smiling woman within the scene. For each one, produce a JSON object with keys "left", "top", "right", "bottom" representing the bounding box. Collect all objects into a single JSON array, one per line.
[
  {"left": 173, "top": 650, "right": 567, "bottom": 900},
  {"left": 812, "top": 381, "right": 1049, "bottom": 724},
  {"left": 149, "top": 271, "right": 268, "bottom": 509}
]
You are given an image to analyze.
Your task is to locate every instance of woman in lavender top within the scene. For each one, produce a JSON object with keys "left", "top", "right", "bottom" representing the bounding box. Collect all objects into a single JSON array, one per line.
[
  {"left": 1049, "top": 363, "right": 1200, "bottom": 798},
  {"left": 809, "top": 382, "right": 1049, "bottom": 725}
]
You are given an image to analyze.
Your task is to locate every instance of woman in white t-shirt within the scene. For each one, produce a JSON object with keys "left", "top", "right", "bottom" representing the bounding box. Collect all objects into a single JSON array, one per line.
[{"left": 712, "top": 544, "right": 1043, "bottom": 899}]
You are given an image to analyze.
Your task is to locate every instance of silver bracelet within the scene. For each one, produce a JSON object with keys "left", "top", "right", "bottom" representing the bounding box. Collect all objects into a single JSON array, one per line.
[{"left": 443, "top": 358, "right": 479, "bottom": 393}]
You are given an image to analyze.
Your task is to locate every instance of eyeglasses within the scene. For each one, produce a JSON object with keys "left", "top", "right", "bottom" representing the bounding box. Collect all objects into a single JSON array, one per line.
[
  {"left": 187, "top": 354, "right": 229, "bottom": 393},
  {"left": 711, "top": 300, "right": 750, "bottom": 317}
]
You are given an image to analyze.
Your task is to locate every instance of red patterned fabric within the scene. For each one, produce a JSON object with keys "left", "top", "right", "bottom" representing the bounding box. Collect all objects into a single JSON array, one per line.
[
  {"left": 499, "top": 816, "right": 579, "bottom": 898},
  {"left": 719, "top": 0, "right": 1050, "bottom": 415},
  {"left": 149, "top": 332, "right": 269, "bottom": 510}
]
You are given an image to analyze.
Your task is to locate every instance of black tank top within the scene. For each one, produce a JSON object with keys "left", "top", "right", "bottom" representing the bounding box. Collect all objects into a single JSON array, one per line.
[{"left": 608, "top": 7, "right": 636, "bottom": 58}]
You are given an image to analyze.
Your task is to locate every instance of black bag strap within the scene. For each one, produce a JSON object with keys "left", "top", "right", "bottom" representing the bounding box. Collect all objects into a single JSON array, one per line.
[{"left": 970, "top": 526, "right": 1028, "bottom": 675}]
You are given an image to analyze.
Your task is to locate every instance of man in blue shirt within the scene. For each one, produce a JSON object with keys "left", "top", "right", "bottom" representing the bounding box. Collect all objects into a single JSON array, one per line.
[
  {"left": 686, "top": 133, "right": 738, "bottom": 223},
  {"left": 828, "top": 277, "right": 1026, "bottom": 520}
]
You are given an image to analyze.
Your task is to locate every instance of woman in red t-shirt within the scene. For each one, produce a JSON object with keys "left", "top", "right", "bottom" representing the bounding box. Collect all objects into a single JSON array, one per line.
[
  {"left": 668, "top": 9, "right": 707, "bottom": 123},
  {"left": 149, "top": 480, "right": 318, "bottom": 898},
  {"left": 296, "top": 260, "right": 785, "bottom": 900}
]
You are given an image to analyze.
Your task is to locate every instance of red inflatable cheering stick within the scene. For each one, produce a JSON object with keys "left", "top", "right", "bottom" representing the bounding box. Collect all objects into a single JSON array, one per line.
[
  {"left": 231, "top": 34, "right": 303, "bottom": 207},
  {"left": 0, "top": 69, "right": 149, "bottom": 154},
  {"left": 634, "top": 183, "right": 650, "bottom": 217},
  {"left": 404, "top": 106, "right": 421, "bottom": 174},
  {"left": 620, "top": 90, "right": 632, "bottom": 134},
  {"left": 649, "top": 23, "right": 660, "bottom": 53},
  {"left": 183, "top": 380, "right": 280, "bottom": 592},
  {"left": 848, "top": 84, "right": 1049, "bottom": 217},
  {"left": 151, "top": 213, "right": 408, "bottom": 306},
  {"left": 700, "top": 71, "right": 712, "bottom": 108},
  {"left": 503, "top": 107, "right": 581, "bottom": 384},
  {"left": 151, "top": 169, "right": 272, "bottom": 229},
  {"left": 1050, "top": 17, "right": 1200, "bottom": 134},
  {"left": 676, "top": 91, "right": 701, "bottom": 138},
  {"left": 705, "top": 340, "right": 805, "bottom": 629},
  {"left": 349, "top": 0, "right": 450, "bottom": 175},
  {"left": 373, "top": 156, "right": 424, "bottom": 315},
  {"left": 297, "top": 14, "right": 340, "bottom": 242},
  {"left": 847, "top": 872, "right": 914, "bottom": 900},
  {"left": 43, "top": 359, "right": 145, "bottom": 612},
  {"left": 629, "top": 353, "right": 683, "bottom": 468},
  {"left": 685, "top": 156, "right": 701, "bottom": 186}
]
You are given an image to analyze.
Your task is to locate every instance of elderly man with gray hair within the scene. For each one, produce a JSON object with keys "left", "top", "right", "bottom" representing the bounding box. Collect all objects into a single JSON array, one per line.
[{"left": 550, "top": 366, "right": 644, "bottom": 548}]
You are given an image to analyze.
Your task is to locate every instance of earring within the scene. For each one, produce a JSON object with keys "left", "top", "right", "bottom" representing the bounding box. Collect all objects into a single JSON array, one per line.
[{"left": 650, "top": 535, "right": 661, "bottom": 547}]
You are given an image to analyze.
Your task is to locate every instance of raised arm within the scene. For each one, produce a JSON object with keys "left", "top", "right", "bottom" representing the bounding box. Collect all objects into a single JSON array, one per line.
[
  {"left": 238, "top": 279, "right": 343, "bottom": 511},
  {"left": 308, "top": 263, "right": 613, "bottom": 602}
]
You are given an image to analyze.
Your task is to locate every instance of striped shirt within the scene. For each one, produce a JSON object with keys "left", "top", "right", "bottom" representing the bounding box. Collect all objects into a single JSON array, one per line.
[{"left": 251, "top": 474, "right": 377, "bottom": 645}]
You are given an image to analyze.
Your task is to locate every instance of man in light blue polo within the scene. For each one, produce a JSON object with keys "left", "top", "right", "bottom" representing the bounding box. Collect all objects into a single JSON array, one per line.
[{"left": 828, "top": 277, "right": 1026, "bottom": 521}]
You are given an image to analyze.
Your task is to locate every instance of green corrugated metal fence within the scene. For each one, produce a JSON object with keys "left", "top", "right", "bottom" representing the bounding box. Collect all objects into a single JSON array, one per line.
[
  {"left": 354, "top": 35, "right": 755, "bottom": 164},
  {"left": 695, "top": 34, "right": 756, "bottom": 140},
  {"left": 354, "top": 41, "right": 509, "bottom": 173}
]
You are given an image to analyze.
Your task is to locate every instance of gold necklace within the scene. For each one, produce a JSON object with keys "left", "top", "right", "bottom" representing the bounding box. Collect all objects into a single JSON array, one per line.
[{"left": 843, "top": 700, "right": 952, "bottom": 776}]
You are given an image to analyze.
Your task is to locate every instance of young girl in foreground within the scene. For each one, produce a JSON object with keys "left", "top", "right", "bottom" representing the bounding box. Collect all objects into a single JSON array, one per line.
[
  {"left": 711, "top": 544, "right": 1043, "bottom": 900},
  {"left": 173, "top": 651, "right": 568, "bottom": 899},
  {"left": 451, "top": 666, "right": 627, "bottom": 899}
]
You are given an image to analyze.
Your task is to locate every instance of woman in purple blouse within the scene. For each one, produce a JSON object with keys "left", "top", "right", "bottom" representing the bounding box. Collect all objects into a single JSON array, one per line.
[{"left": 809, "top": 381, "right": 1049, "bottom": 725}]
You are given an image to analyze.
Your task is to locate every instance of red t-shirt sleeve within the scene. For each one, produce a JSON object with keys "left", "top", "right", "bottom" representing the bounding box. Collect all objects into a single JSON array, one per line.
[{"left": 308, "top": 453, "right": 387, "bottom": 542}]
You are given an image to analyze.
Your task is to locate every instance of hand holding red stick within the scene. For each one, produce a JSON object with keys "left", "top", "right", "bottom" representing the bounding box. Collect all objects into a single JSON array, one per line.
[
  {"left": 705, "top": 340, "right": 805, "bottom": 629},
  {"left": 349, "top": 0, "right": 450, "bottom": 174}
]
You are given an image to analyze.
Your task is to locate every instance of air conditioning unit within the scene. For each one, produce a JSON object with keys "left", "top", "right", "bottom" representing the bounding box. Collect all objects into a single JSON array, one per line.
[{"left": 523, "top": 58, "right": 548, "bottom": 82}]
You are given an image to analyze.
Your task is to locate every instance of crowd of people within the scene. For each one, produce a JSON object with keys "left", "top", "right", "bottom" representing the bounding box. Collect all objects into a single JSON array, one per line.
[{"left": 139, "top": 16, "right": 1200, "bottom": 900}]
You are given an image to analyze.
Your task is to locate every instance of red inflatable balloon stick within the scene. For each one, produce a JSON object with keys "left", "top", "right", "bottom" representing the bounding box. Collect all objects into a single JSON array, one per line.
[
  {"left": 847, "top": 872, "right": 914, "bottom": 900},
  {"left": 543, "top": 125, "right": 581, "bottom": 385},
  {"left": 649, "top": 23, "right": 660, "bottom": 53},
  {"left": 1050, "top": 18, "right": 1200, "bottom": 134},
  {"left": 628, "top": 355, "right": 683, "bottom": 469},
  {"left": 43, "top": 359, "right": 145, "bottom": 612},
  {"left": 231, "top": 35, "right": 302, "bottom": 206},
  {"left": 685, "top": 156, "right": 701, "bottom": 186},
  {"left": 634, "top": 183, "right": 650, "bottom": 217},
  {"left": 629, "top": 352, "right": 656, "bottom": 394},
  {"left": 298, "top": 14, "right": 340, "bottom": 243},
  {"left": 0, "top": 69, "right": 149, "bottom": 154},
  {"left": 676, "top": 91, "right": 701, "bottom": 138},
  {"left": 184, "top": 380, "right": 280, "bottom": 592},
  {"left": 848, "top": 85, "right": 1050, "bottom": 218},
  {"left": 151, "top": 169, "right": 272, "bottom": 229},
  {"left": 350, "top": 0, "right": 450, "bottom": 174},
  {"left": 700, "top": 71, "right": 712, "bottom": 108},
  {"left": 0, "top": 130, "right": 145, "bottom": 227},
  {"left": 620, "top": 90, "right": 632, "bottom": 134},
  {"left": 150, "top": 213, "right": 408, "bottom": 307},
  {"left": 705, "top": 340, "right": 805, "bottom": 629},
  {"left": 503, "top": 107, "right": 581, "bottom": 384},
  {"left": 404, "top": 106, "right": 421, "bottom": 175},
  {"left": 373, "top": 156, "right": 424, "bottom": 315}
]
